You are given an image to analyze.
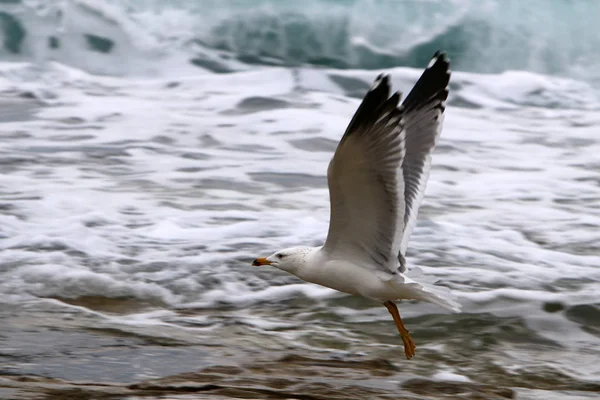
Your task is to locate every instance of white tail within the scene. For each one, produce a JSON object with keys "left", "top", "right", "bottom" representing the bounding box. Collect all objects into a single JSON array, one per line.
[{"left": 403, "top": 267, "right": 461, "bottom": 313}]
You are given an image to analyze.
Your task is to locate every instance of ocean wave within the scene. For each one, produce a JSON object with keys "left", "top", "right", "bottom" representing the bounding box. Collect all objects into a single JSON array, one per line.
[
  {"left": 0, "top": 0, "right": 599, "bottom": 85},
  {"left": 2, "top": 58, "right": 595, "bottom": 110}
]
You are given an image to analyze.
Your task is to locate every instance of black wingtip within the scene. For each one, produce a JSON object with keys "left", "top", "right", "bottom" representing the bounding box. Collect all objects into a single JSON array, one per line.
[
  {"left": 341, "top": 73, "right": 395, "bottom": 138},
  {"left": 427, "top": 51, "right": 450, "bottom": 71},
  {"left": 341, "top": 51, "right": 449, "bottom": 140},
  {"left": 402, "top": 51, "right": 451, "bottom": 113},
  {"left": 432, "top": 50, "right": 446, "bottom": 59},
  {"left": 371, "top": 73, "right": 390, "bottom": 92}
]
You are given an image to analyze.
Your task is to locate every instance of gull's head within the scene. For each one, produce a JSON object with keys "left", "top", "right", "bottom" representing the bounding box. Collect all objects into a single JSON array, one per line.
[{"left": 252, "top": 246, "right": 313, "bottom": 274}]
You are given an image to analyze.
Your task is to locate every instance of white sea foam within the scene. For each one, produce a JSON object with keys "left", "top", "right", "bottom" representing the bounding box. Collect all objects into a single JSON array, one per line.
[
  {"left": 431, "top": 371, "right": 472, "bottom": 383},
  {"left": 1, "top": 60, "right": 599, "bottom": 363}
]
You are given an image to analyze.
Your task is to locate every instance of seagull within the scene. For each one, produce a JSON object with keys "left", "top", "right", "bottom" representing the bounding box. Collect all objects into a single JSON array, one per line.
[{"left": 252, "top": 51, "right": 459, "bottom": 359}]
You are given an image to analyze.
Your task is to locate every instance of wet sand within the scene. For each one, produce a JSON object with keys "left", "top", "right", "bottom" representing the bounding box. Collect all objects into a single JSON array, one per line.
[
  {"left": 2, "top": 299, "right": 599, "bottom": 400},
  {"left": 1, "top": 357, "right": 517, "bottom": 400}
]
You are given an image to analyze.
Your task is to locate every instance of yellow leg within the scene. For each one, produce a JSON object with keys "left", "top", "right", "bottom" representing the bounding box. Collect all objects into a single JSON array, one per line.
[{"left": 384, "top": 301, "right": 416, "bottom": 360}]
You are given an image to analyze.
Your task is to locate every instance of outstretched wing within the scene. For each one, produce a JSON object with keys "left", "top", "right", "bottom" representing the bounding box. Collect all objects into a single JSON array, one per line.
[
  {"left": 399, "top": 52, "right": 450, "bottom": 261},
  {"left": 322, "top": 52, "right": 450, "bottom": 275},
  {"left": 322, "top": 74, "right": 406, "bottom": 274}
]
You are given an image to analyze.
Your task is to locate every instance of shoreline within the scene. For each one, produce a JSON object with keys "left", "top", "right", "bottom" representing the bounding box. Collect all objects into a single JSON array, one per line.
[{"left": 3, "top": 353, "right": 600, "bottom": 400}]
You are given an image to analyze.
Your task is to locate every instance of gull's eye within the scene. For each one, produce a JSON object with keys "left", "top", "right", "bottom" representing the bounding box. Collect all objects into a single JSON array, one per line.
[{"left": 277, "top": 254, "right": 284, "bottom": 259}]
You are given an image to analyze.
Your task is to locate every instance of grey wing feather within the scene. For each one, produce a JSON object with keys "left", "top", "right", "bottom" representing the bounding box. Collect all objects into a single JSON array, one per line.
[
  {"left": 323, "top": 75, "right": 407, "bottom": 274},
  {"left": 398, "top": 52, "right": 451, "bottom": 271}
]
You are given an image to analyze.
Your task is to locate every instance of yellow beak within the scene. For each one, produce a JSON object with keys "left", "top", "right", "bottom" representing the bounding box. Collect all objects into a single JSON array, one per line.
[{"left": 252, "top": 257, "right": 272, "bottom": 266}]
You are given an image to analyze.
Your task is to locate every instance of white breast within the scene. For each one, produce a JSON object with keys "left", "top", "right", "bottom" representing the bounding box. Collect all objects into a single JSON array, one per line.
[{"left": 296, "top": 252, "right": 399, "bottom": 302}]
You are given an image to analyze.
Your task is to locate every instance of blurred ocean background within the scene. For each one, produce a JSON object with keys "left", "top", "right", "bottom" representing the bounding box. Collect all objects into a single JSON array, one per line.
[{"left": 1, "top": 1, "right": 600, "bottom": 399}]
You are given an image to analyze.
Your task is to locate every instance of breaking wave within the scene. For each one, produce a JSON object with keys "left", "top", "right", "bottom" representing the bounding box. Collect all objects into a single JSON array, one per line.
[{"left": 0, "top": 0, "right": 599, "bottom": 85}]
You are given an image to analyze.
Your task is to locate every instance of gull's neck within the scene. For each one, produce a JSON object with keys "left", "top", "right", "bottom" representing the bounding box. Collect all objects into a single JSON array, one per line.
[{"left": 294, "top": 246, "right": 323, "bottom": 274}]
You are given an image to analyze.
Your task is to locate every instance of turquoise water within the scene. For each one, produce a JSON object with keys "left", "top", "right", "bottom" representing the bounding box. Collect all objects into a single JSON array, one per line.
[{"left": 1, "top": 0, "right": 599, "bottom": 83}]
